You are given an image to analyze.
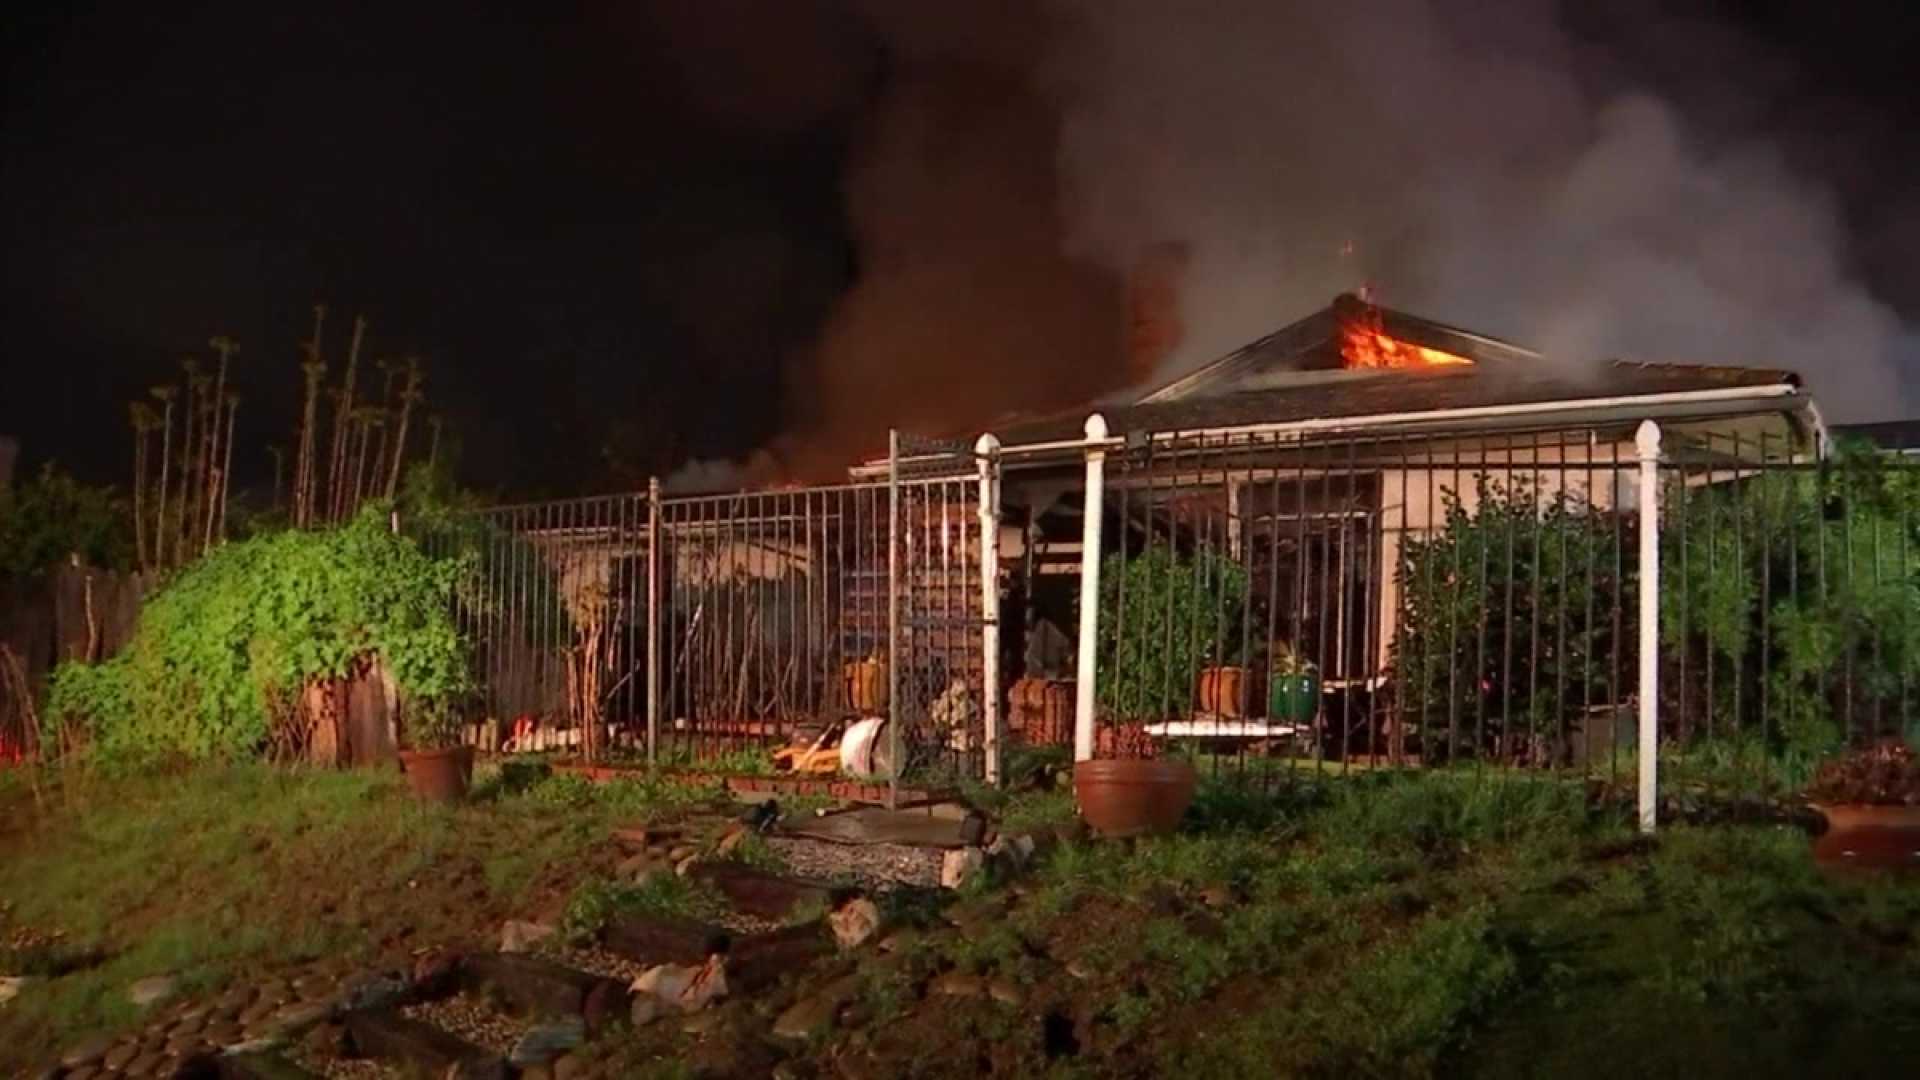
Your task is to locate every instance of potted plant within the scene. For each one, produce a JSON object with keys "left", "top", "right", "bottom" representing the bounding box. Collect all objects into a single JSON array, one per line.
[
  {"left": 1805, "top": 739, "right": 1920, "bottom": 868},
  {"left": 1267, "top": 642, "right": 1320, "bottom": 725},
  {"left": 398, "top": 700, "right": 473, "bottom": 803},
  {"left": 1074, "top": 723, "right": 1198, "bottom": 838},
  {"left": 1196, "top": 649, "right": 1251, "bottom": 718}
]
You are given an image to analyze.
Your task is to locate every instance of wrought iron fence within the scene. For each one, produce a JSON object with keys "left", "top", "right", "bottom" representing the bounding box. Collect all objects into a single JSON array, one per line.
[
  {"left": 1071, "top": 422, "right": 1920, "bottom": 788},
  {"left": 1076, "top": 428, "right": 1645, "bottom": 780},
  {"left": 413, "top": 466, "right": 993, "bottom": 785}
]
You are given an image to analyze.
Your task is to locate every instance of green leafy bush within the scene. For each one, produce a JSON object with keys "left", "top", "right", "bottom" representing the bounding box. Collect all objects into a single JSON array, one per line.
[
  {"left": 1096, "top": 546, "right": 1250, "bottom": 719},
  {"left": 1391, "top": 477, "right": 1632, "bottom": 761},
  {"left": 46, "top": 508, "right": 469, "bottom": 759},
  {"left": 0, "top": 464, "right": 131, "bottom": 579}
]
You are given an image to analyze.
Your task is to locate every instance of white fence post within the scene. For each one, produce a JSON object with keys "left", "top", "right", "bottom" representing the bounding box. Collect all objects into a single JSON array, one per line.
[
  {"left": 1075, "top": 414, "right": 1109, "bottom": 763},
  {"left": 1635, "top": 420, "right": 1662, "bottom": 833},
  {"left": 976, "top": 434, "right": 1004, "bottom": 786}
]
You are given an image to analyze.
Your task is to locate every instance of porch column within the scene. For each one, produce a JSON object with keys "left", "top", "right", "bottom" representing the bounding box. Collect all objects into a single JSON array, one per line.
[
  {"left": 1075, "top": 414, "right": 1109, "bottom": 762},
  {"left": 1635, "top": 420, "right": 1662, "bottom": 833},
  {"left": 976, "top": 434, "right": 1003, "bottom": 786}
]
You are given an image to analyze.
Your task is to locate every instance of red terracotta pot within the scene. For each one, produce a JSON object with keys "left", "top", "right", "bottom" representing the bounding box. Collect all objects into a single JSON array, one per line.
[
  {"left": 1811, "top": 803, "right": 1920, "bottom": 871},
  {"left": 399, "top": 746, "right": 474, "bottom": 803},
  {"left": 1074, "top": 758, "right": 1198, "bottom": 838}
]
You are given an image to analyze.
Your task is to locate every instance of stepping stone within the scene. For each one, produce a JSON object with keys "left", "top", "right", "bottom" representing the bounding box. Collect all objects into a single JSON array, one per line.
[
  {"left": 729, "top": 924, "right": 832, "bottom": 993},
  {"left": 342, "top": 1009, "right": 509, "bottom": 1078},
  {"left": 688, "top": 862, "right": 830, "bottom": 920},
  {"left": 771, "top": 974, "right": 862, "bottom": 1041},
  {"left": 212, "top": 1052, "right": 326, "bottom": 1079},
  {"left": 602, "top": 914, "right": 719, "bottom": 965},
  {"left": 461, "top": 953, "right": 607, "bottom": 1019}
]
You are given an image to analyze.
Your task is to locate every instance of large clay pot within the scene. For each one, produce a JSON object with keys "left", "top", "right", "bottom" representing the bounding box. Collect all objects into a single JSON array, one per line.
[
  {"left": 845, "top": 659, "right": 890, "bottom": 713},
  {"left": 1811, "top": 804, "right": 1920, "bottom": 871},
  {"left": 399, "top": 746, "right": 474, "bottom": 803},
  {"left": 1196, "top": 667, "right": 1249, "bottom": 717},
  {"left": 1074, "top": 758, "right": 1198, "bottom": 838}
]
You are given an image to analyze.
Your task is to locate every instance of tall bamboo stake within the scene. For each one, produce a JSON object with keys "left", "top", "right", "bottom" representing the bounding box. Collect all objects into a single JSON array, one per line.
[
  {"left": 295, "top": 356, "right": 325, "bottom": 527},
  {"left": 179, "top": 361, "right": 203, "bottom": 561},
  {"left": 151, "top": 387, "right": 175, "bottom": 570},
  {"left": 426, "top": 414, "right": 443, "bottom": 474},
  {"left": 128, "top": 403, "right": 152, "bottom": 572},
  {"left": 204, "top": 336, "right": 237, "bottom": 547},
  {"left": 267, "top": 444, "right": 284, "bottom": 511},
  {"left": 384, "top": 358, "right": 423, "bottom": 499},
  {"left": 327, "top": 316, "right": 367, "bottom": 522},
  {"left": 294, "top": 305, "right": 326, "bottom": 527},
  {"left": 216, "top": 394, "right": 239, "bottom": 543}
]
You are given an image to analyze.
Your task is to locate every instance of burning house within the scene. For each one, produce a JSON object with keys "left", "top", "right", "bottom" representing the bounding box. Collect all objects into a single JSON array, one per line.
[{"left": 449, "top": 290, "right": 1834, "bottom": 777}]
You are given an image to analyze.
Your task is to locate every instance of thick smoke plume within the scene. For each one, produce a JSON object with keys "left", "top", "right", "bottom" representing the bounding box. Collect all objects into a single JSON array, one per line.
[
  {"left": 1042, "top": 0, "right": 1912, "bottom": 417},
  {"left": 686, "top": 0, "right": 1912, "bottom": 486}
]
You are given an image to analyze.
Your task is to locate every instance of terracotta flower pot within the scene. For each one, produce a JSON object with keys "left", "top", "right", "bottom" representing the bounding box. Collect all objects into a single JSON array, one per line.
[
  {"left": 1810, "top": 803, "right": 1920, "bottom": 870},
  {"left": 1197, "top": 667, "right": 1249, "bottom": 717},
  {"left": 1074, "top": 758, "right": 1198, "bottom": 838},
  {"left": 399, "top": 746, "right": 474, "bottom": 803}
]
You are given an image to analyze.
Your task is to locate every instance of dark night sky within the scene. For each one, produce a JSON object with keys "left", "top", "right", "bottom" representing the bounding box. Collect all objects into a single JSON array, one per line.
[{"left": 4, "top": 1, "right": 1919, "bottom": 497}]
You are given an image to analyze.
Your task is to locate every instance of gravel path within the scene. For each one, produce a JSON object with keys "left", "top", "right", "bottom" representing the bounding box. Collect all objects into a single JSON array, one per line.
[
  {"left": 768, "top": 835, "right": 943, "bottom": 889},
  {"left": 401, "top": 992, "right": 524, "bottom": 1057}
]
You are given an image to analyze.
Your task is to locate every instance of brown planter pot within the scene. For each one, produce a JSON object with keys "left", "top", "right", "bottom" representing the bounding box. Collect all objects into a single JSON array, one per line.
[
  {"left": 1074, "top": 758, "right": 1198, "bottom": 838},
  {"left": 845, "top": 659, "right": 890, "bottom": 713},
  {"left": 399, "top": 746, "right": 474, "bottom": 803},
  {"left": 1196, "top": 667, "right": 1250, "bottom": 718},
  {"left": 1811, "top": 803, "right": 1920, "bottom": 870}
]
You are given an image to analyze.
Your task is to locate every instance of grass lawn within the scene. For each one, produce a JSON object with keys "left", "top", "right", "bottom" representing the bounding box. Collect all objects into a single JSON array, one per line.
[
  {"left": 0, "top": 761, "right": 728, "bottom": 1069},
  {"left": 2, "top": 761, "right": 1918, "bottom": 1077}
]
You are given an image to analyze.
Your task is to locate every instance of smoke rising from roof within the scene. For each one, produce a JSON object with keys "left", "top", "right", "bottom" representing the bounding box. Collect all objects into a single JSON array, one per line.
[
  {"left": 1042, "top": 0, "right": 1912, "bottom": 416},
  {"left": 682, "top": 0, "right": 1913, "bottom": 485}
]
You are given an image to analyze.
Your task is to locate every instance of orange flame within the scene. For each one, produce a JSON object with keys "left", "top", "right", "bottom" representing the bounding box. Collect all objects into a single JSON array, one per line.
[{"left": 1339, "top": 309, "right": 1471, "bottom": 370}]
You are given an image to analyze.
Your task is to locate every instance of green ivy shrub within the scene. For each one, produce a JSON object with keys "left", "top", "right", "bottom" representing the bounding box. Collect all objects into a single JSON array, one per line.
[
  {"left": 1661, "top": 441, "right": 1920, "bottom": 753},
  {"left": 1391, "top": 477, "right": 1632, "bottom": 761},
  {"left": 1096, "top": 546, "right": 1250, "bottom": 719},
  {"left": 47, "top": 507, "right": 470, "bottom": 760}
]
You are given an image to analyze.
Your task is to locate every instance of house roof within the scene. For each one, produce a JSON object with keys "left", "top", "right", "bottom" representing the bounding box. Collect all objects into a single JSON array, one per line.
[
  {"left": 859, "top": 293, "right": 1812, "bottom": 477},
  {"left": 1137, "top": 292, "right": 1541, "bottom": 403},
  {"left": 991, "top": 359, "right": 1805, "bottom": 447},
  {"left": 1831, "top": 421, "right": 1920, "bottom": 452}
]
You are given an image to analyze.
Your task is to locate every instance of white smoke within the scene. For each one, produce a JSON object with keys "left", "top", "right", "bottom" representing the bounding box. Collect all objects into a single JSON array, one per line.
[{"left": 1042, "top": 0, "right": 1911, "bottom": 419}]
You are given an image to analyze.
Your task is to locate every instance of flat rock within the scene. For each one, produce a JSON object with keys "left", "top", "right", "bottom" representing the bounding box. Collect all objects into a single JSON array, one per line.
[
  {"left": 204, "top": 1020, "right": 245, "bottom": 1046},
  {"left": 552, "top": 1054, "right": 588, "bottom": 1080},
  {"left": 771, "top": 974, "right": 861, "bottom": 1041},
  {"left": 500, "top": 920, "right": 559, "bottom": 953},
  {"left": 123, "top": 1050, "right": 166, "bottom": 1076},
  {"left": 508, "top": 1016, "right": 585, "bottom": 1067},
  {"left": 680, "top": 1008, "right": 727, "bottom": 1036},
  {"left": 338, "top": 970, "right": 409, "bottom": 1011},
  {"left": 267, "top": 1001, "right": 335, "bottom": 1036},
  {"left": 987, "top": 978, "right": 1023, "bottom": 1006},
  {"left": 214, "top": 1052, "right": 328, "bottom": 1079},
  {"left": 929, "top": 972, "right": 986, "bottom": 998},
  {"left": 293, "top": 973, "right": 339, "bottom": 1001},
  {"left": 104, "top": 1043, "right": 140, "bottom": 1070},
  {"left": 129, "top": 974, "right": 180, "bottom": 1007},
  {"left": 61, "top": 1034, "right": 114, "bottom": 1067}
]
